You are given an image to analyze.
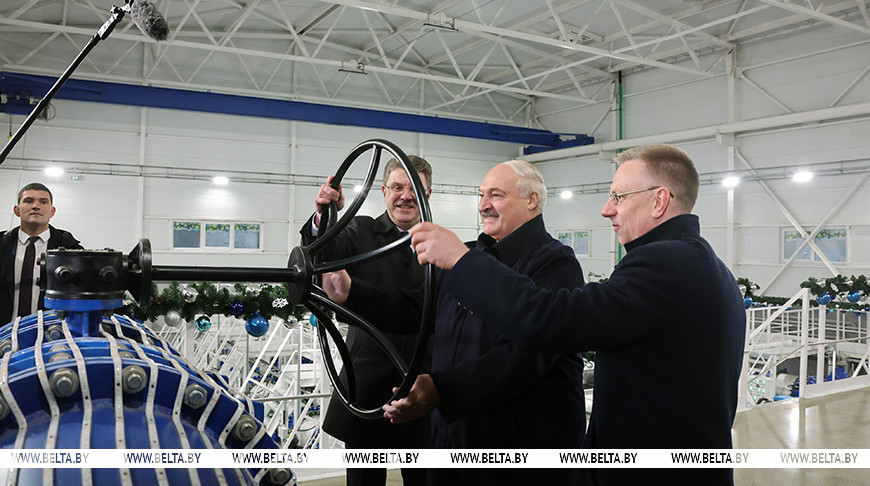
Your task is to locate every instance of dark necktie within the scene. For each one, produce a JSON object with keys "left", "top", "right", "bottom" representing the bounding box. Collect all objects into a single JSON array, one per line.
[{"left": 17, "top": 236, "right": 40, "bottom": 317}]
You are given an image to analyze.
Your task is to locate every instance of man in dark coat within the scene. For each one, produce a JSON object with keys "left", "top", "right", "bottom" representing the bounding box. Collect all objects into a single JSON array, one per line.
[
  {"left": 299, "top": 156, "right": 432, "bottom": 486},
  {"left": 1, "top": 182, "right": 83, "bottom": 324},
  {"left": 324, "top": 160, "right": 586, "bottom": 485},
  {"left": 409, "top": 145, "right": 746, "bottom": 486}
]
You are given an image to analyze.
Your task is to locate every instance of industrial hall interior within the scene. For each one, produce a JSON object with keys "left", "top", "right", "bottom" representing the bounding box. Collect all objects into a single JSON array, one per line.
[{"left": 2, "top": 0, "right": 870, "bottom": 485}]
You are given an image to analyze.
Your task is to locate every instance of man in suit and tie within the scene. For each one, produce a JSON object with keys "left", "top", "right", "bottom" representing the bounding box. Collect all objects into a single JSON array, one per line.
[
  {"left": 1, "top": 183, "right": 83, "bottom": 324},
  {"left": 299, "top": 156, "right": 432, "bottom": 486}
]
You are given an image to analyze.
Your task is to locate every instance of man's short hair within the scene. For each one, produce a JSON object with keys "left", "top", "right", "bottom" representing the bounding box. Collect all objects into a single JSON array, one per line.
[
  {"left": 18, "top": 182, "right": 53, "bottom": 204},
  {"left": 503, "top": 160, "right": 547, "bottom": 213},
  {"left": 614, "top": 144, "right": 699, "bottom": 212},
  {"left": 383, "top": 155, "right": 432, "bottom": 191}
]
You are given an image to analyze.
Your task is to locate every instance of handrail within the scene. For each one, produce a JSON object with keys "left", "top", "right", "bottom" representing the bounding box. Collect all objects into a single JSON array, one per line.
[{"left": 743, "top": 286, "right": 870, "bottom": 406}]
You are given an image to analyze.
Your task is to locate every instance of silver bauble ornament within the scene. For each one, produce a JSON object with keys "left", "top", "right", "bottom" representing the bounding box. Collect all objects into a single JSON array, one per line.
[
  {"left": 183, "top": 286, "right": 199, "bottom": 303},
  {"left": 165, "top": 310, "right": 183, "bottom": 327}
]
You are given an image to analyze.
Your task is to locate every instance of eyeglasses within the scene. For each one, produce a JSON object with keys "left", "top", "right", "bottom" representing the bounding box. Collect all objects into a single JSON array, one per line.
[
  {"left": 386, "top": 183, "right": 426, "bottom": 195},
  {"left": 608, "top": 186, "right": 661, "bottom": 205}
]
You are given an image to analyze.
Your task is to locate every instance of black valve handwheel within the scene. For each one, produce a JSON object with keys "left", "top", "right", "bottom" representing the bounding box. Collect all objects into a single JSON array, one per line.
[
  {"left": 125, "top": 139, "right": 435, "bottom": 419},
  {"left": 304, "top": 139, "right": 436, "bottom": 419}
]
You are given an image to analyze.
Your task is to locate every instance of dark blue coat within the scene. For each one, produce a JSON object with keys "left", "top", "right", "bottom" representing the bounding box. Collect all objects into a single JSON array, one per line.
[
  {"left": 348, "top": 214, "right": 586, "bottom": 485},
  {"left": 443, "top": 214, "right": 746, "bottom": 486}
]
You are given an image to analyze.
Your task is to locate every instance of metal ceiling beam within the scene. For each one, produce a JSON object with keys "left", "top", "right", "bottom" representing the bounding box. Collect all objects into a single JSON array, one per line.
[
  {"left": 0, "top": 17, "right": 591, "bottom": 104},
  {"left": 756, "top": 0, "right": 870, "bottom": 36},
  {"left": 421, "top": 0, "right": 598, "bottom": 73},
  {"left": 726, "top": 0, "right": 863, "bottom": 40},
  {"left": 612, "top": 0, "right": 734, "bottom": 49},
  {"left": 311, "top": 0, "right": 714, "bottom": 78}
]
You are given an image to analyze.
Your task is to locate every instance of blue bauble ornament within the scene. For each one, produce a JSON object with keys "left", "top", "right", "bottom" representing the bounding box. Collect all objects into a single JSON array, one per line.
[
  {"left": 816, "top": 293, "right": 832, "bottom": 306},
  {"left": 743, "top": 297, "right": 753, "bottom": 309},
  {"left": 245, "top": 313, "right": 269, "bottom": 337},
  {"left": 847, "top": 291, "right": 861, "bottom": 303},
  {"left": 309, "top": 314, "right": 317, "bottom": 327},
  {"left": 195, "top": 315, "right": 212, "bottom": 332},
  {"left": 228, "top": 301, "right": 244, "bottom": 316}
]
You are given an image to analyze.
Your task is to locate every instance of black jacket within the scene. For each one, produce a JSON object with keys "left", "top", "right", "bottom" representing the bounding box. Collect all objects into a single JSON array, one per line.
[
  {"left": 299, "top": 211, "right": 430, "bottom": 448},
  {"left": 347, "top": 215, "right": 587, "bottom": 485},
  {"left": 0, "top": 225, "right": 83, "bottom": 324},
  {"left": 444, "top": 214, "right": 746, "bottom": 486}
]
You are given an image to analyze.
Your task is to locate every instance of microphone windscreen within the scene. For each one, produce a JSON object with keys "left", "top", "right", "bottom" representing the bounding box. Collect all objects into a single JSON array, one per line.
[{"left": 129, "top": 0, "right": 170, "bottom": 41}]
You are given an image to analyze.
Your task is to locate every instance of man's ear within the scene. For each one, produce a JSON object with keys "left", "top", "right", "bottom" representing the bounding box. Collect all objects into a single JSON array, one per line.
[
  {"left": 651, "top": 188, "right": 669, "bottom": 219},
  {"left": 50, "top": 206, "right": 57, "bottom": 218},
  {"left": 527, "top": 192, "right": 539, "bottom": 211},
  {"left": 13, "top": 205, "right": 21, "bottom": 218}
]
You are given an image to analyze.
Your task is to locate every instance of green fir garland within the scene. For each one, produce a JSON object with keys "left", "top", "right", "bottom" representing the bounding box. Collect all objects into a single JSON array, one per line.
[
  {"left": 120, "top": 281, "right": 307, "bottom": 323},
  {"left": 799, "top": 274, "right": 870, "bottom": 311}
]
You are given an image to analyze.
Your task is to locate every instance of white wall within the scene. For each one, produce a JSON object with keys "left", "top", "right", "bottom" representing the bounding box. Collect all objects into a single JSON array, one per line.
[
  {"left": 1, "top": 100, "right": 516, "bottom": 272},
  {"left": 532, "top": 23, "right": 870, "bottom": 297},
  {"left": 4, "top": 21, "right": 870, "bottom": 299}
]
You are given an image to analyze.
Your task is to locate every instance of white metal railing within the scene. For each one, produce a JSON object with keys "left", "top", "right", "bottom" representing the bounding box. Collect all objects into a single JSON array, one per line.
[
  {"left": 740, "top": 287, "right": 870, "bottom": 409},
  {"left": 143, "top": 313, "right": 342, "bottom": 450}
]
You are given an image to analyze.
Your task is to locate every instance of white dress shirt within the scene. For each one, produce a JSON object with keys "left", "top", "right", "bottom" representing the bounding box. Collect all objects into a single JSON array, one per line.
[{"left": 12, "top": 228, "right": 50, "bottom": 318}]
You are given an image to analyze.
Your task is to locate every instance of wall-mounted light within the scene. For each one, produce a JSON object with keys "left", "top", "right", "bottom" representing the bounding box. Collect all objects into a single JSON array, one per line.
[
  {"left": 212, "top": 176, "right": 229, "bottom": 186},
  {"left": 44, "top": 166, "right": 64, "bottom": 177},
  {"left": 722, "top": 176, "right": 740, "bottom": 188},
  {"left": 560, "top": 190, "right": 573, "bottom": 200},
  {"left": 793, "top": 171, "right": 813, "bottom": 183}
]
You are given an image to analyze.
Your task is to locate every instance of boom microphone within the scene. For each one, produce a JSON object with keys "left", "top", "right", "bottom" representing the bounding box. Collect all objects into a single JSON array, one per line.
[
  {"left": 0, "top": 0, "right": 170, "bottom": 164},
  {"left": 124, "top": 0, "right": 170, "bottom": 41}
]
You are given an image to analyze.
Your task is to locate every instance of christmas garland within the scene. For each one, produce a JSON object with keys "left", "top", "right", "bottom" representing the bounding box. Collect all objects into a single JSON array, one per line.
[
  {"left": 800, "top": 275, "right": 870, "bottom": 311},
  {"left": 119, "top": 281, "right": 308, "bottom": 323},
  {"left": 118, "top": 275, "right": 870, "bottom": 324},
  {"left": 737, "top": 278, "right": 789, "bottom": 308},
  {"left": 738, "top": 276, "right": 870, "bottom": 311}
]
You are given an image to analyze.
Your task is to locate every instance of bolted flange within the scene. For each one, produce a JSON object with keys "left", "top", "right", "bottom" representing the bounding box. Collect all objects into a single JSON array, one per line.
[
  {"left": 231, "top": 415, "right": 258, "bottom": 442},
  {"left": 121, "top": 365, "right": 147, "bottom": 394},
  {"left": 183, "top": 384, "right": 207, "bottom": 409},
  {"left": 0, "top": 340, "right": 12, "bottom": 358},
  {"left": 267, "top": 468, "right": 292, "bottom": 485},
  {"left": 48, "top": 344, "right": 70, "bottom": 353},
  {"left": 49, "top": 368, "right": 80, "bottom": 398},
  {"left": 45, "top": 325, "right": 64, "bottom": 341},
  {"left": 48, "top": 352, "right": 73, "bottom": 363},
  {"left": 0, "top": 396, "right": 9, "bottom": 421}
]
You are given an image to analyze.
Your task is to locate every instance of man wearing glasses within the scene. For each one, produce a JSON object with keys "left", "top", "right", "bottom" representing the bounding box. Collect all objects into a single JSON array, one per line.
[
  {"left": 406, "top": 145, "right": 745, "bottom": 486},
  {"left": 300, "top": 156, "right": 432, "bottom": 486},
  {"left": 323, "top": 160, "right": 586, "bottom": 485}
]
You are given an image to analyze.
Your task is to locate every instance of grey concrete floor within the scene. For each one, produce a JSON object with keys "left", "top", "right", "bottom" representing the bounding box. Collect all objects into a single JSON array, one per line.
[
  {"left": 732, "top": 387, "right": 870, "bottom": 485},
  {"left": 299, "top": 387, "right": 870, "bottom": 485}
]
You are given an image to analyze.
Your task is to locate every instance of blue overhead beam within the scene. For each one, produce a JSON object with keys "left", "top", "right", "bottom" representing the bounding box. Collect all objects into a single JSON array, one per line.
[{"left": 0, "top": 71, "right": 593, "bottom": 149}]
